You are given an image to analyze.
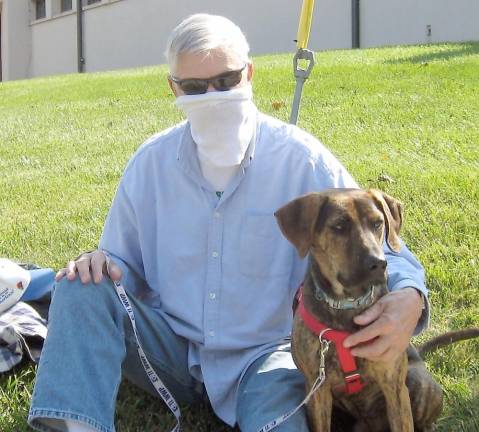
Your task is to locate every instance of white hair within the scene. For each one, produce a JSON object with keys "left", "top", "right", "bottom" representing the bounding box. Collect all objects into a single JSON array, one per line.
[{"left": 165, "top": 14, "right": 250, "bottom": 74}]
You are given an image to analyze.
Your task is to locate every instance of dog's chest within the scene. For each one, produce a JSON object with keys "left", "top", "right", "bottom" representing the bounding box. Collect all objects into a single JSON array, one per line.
[
  {"left": 292, "top": 316, "right": 399, "bottom": 419},
  {"left": 325, "top": 351, "right": 386, "bottom": 413}
]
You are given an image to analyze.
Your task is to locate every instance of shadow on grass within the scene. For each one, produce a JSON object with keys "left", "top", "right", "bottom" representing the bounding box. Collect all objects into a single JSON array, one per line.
[
  {"left": 436, "top": 390, "right": 479, "bottom": 432},
  {"left": 116, "top": 380, "right": 238, "bottom": 432},
  {"left": 384, "top": 42, "right": 479, "bottom": 64}
]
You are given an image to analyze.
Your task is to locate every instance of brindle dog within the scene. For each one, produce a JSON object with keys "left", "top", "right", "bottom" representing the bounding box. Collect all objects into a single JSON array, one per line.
[{"left": 275, "top": 188, "right": 442, "bottom": 432}]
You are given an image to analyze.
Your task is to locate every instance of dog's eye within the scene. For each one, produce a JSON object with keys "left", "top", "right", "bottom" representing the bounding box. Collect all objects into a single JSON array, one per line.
[
  {"left": 331, "top": 223, "right": 345, "bottom": 232},
  {"left": 373, "top": 220, "right": 383, "bottom": 230}
]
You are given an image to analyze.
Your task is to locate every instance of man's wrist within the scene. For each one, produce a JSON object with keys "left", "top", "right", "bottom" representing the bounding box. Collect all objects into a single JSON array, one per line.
[
  {"left": 399, "top": 287, "right": 429, "bottom": 335},
  {"left": 402, "top": 287, "right": 426, "bottom": 324},
  {"left": 410, "top": 287, "right": 426, "bottom": 310}
]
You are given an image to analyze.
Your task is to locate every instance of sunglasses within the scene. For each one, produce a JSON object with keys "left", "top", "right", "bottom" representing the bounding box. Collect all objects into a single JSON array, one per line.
[{"left": 170, "top": 64, "right": 247, "bottom": 95}]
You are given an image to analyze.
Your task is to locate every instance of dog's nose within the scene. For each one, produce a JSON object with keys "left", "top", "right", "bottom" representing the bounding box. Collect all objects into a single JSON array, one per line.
[{"left": 366, "top": 255, "right": 387, "bottom": 273}]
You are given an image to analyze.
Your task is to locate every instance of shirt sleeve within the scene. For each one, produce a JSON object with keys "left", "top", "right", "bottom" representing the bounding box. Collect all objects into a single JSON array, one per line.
[
  {"left": 384, "top": 240, "right": 429, "bottom": 335},
  {"left": 98, "top": 180, "right": 145, "bottom": 281}
]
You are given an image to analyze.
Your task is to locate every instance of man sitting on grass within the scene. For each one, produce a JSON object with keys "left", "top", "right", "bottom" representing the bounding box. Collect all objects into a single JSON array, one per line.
[{"left": 28, "top": 13, "right": 428, "bottom": 432}]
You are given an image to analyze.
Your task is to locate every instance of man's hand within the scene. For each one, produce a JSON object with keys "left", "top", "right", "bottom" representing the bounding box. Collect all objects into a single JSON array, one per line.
[
  {"left": 55, "top": 250, "right": 123, "bottom": 284},
  {"left": 343, "top": 288, "right": 423, "bottom": 363}
]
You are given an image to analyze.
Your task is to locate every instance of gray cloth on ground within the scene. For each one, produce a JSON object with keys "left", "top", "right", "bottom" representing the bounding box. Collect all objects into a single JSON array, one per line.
[{"left": 0, "top": 301, "right": 47, "bottom": 372}]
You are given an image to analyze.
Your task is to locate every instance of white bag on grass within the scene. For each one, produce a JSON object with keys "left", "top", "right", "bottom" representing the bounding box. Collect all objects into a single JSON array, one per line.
[{"left": 0, "top": 258, "right": 31, "bottom": 315}]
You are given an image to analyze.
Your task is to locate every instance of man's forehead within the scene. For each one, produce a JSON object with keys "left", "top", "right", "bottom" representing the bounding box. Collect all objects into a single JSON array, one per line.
[{"left": 173, "top": 49, "right": 244, "bottom": 78}]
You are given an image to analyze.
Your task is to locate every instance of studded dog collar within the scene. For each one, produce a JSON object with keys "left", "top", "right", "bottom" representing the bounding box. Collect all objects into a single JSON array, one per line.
[{"left": 310, "top": 270, "right": 376, "bottom": 310}]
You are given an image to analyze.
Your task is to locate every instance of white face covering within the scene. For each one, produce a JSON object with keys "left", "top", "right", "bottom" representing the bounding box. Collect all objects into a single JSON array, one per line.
[{"left": 175, "top": 85, "right": 256, "bottom": 167}]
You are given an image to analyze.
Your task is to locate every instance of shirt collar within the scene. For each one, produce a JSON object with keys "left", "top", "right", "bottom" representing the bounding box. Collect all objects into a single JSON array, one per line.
[{"left": 176, "top": 109, "right": 259, "bottom": 185}]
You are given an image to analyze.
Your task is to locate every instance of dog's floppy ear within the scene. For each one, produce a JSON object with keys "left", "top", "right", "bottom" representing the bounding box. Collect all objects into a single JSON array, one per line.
[
  {"left": 369, "top": 189, "right": 403, "bottom": 253},
  {"left": 274, "top": 193, "right": 328, "bottom": 258}
]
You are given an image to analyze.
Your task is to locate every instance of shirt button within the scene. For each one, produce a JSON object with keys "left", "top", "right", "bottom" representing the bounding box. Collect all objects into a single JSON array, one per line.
[
  {"left": 209, "top": 330, "right": 215, "bottom": 337},
  {"left": 212, "top": 251, "right": 219, "bottom": 258},
  {"left": 209, "top": 292, "right": 216, "bottom": 300},
  {"left": 214, "top": 211, "right": 221, "bottom": 218}
]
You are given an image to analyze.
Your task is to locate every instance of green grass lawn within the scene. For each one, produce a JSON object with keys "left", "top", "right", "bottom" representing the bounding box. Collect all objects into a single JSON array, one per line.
[{"left": 1, "top": 42, "right": 478, "bottom": 431}]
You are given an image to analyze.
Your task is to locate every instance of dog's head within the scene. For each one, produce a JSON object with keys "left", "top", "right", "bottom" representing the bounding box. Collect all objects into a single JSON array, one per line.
[{"left": 275, "top": 188, "right": 403, "bottom": 298}]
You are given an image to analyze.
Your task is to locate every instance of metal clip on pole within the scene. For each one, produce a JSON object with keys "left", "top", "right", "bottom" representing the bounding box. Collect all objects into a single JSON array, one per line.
[{"left": 289, "top": 48, "right": 315, "bottom": 125}]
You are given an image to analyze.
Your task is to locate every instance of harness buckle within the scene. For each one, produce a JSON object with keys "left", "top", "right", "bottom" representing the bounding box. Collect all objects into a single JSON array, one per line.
[{"left": 344, "top": 372, "right": 365, "bottom": 394}]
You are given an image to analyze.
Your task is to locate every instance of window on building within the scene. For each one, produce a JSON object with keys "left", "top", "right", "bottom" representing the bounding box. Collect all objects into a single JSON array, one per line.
[
  {"left": 86, "top": 0, "right": 102, "bottom": 5},
  {"left": 61, "top": 0, "right": 73, "bottom": 12},
  {"left": 35, "top": 0, "right": 46, "bottom": 20}
]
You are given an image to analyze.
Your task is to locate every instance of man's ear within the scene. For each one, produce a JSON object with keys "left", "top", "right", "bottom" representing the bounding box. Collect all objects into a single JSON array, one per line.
[
  {"left": 274, "top": 193, "right": 328, "bottom": 258},
  {"left": 168, "top": 76, "right": 178, "bottom": 97},
  {"left": 369, "top": 189, "right": 403, "bottom": 252},
  {"left": 247, "top": 62, "right": 254, "bottom": 82}
]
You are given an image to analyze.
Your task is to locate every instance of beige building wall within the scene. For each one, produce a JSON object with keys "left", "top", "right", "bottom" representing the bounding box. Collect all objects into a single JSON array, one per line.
[
  {"left": 0, "top": 0, "right": 354, "bottom": 80},
  {"left": 31, "top": 12, "right": 77, "bottom": 77},
  {"left": 1, "top": 0, "right": 478, "bottom": 81},
  {"left": 80, "top": 0, "right": 350, "bottom": 73},
  {"left": 1, "top": 0, "right": 31, "bottom": 81},
  {"left": 361, "top": 0, "right": 479, "bottom": 47}
]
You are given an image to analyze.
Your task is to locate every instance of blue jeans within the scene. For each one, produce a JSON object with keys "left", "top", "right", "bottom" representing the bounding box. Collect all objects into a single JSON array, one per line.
[{"left": 28, "top": 269, "right": 309, "bottom": 432}]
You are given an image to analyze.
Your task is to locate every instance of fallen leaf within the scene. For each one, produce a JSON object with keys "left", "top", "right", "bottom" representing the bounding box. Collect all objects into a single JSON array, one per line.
[{"left": 271, "top": 100, "right": 286, "bottom": 110}]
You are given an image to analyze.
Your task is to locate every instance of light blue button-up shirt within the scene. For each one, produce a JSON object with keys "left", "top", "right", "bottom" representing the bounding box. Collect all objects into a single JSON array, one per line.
[{"left": 99, "top": 112, "right": 427, "bottom": 425}]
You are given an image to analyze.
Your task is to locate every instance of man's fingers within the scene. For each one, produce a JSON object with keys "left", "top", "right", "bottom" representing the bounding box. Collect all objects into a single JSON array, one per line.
[
  {"left": 106, "top": 261, "right": 123, "bottom": 282},
  {"left": 344, "top": 317, "right": 385, "bottom": 348},
  {"left": 350, "top": 335, "right": 389, "bottom": 360},
  {"left": 90, "top": 252, "right": 106, "bottom": 284},
  {"left": 75, "top": 257, "right": 92, "bottom": 284},
  {"left": 55, "top": 268, "right": 67, "bottom": 282},
  {"left": 344, "top": 290, "right": 422, "bottom": 362},
  {"left": 59, "top": 250, "right": 123, "bottom": 286},
  {"left": 354, "top": 345, "right": 396, "bottom": 363},
  {"left": 353, "top": 300, "right": 383, "bottom": 326},
  {"left": 97, "top": 251, "right": 123, "bottom": 281},
  {"left": 378, "top": 348, "right": 397, "bottom": 363},
  {"left": 66, "top": 261, "right": 78, "bottom": 281}
]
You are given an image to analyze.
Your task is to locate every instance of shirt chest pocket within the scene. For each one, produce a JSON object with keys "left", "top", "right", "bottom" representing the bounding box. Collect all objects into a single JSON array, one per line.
[{"left": 239, "top": 214, "right": 292, "bottom": 278}]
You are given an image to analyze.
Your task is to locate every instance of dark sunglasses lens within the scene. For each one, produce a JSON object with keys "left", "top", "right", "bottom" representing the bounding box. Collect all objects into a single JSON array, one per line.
[
  {"left": 180, "top": 79, "right": 209, "bottom": 95},
  {"left": 212, "top": 71, "right": 243, "bottom": 91}
]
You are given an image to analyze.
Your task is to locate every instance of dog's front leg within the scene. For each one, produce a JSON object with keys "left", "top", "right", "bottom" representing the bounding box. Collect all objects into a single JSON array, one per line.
[
  {"left": 376, "top": 357, "right": 414, "bottom": 432},
  {"left": 406, "top": 357, "right": 443, "bottom": 430},
  {"left": 305, "top": 382, "right": 332, "bottom": 432},
  {"left": 383, "top": 382, "right": 414, "bottom": 432}
]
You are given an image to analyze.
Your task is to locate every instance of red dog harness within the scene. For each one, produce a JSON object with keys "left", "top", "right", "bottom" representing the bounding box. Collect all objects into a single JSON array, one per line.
[{"left": 295, "top": 288, "right": 366, "bottom": 394}]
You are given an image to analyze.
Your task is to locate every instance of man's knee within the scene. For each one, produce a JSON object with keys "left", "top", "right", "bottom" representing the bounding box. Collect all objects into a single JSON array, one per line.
[
  {"left": 49, "top": 276, "right": 120, "bottom": 327},
  {"left": 236, "top": 351, "right": 309, "bottom": 431},
  {"left": 53, "top": 276, "right": 115, "bottom": 306}
]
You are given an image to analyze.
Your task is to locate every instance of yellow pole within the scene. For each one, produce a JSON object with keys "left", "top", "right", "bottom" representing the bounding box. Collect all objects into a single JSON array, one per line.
[
  {"left": 290, "top": 0, "right": 316, "bottom": 124},
  {"left": 296, "top": 0, "right": 315, "bottom": 49}
]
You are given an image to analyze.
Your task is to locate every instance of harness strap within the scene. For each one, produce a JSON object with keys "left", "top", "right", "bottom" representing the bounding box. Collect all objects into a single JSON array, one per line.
[{"left": 296, "top": 288, "right": 365, "bottom": 394}]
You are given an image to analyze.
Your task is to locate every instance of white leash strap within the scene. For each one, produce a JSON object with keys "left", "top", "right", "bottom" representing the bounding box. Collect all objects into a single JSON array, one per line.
[
  {"left": 105, "top": 256, "right": 181, "bottom": 432},
  {"left": 257, "top": 333, "right": 331, "bottom": 432}
]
